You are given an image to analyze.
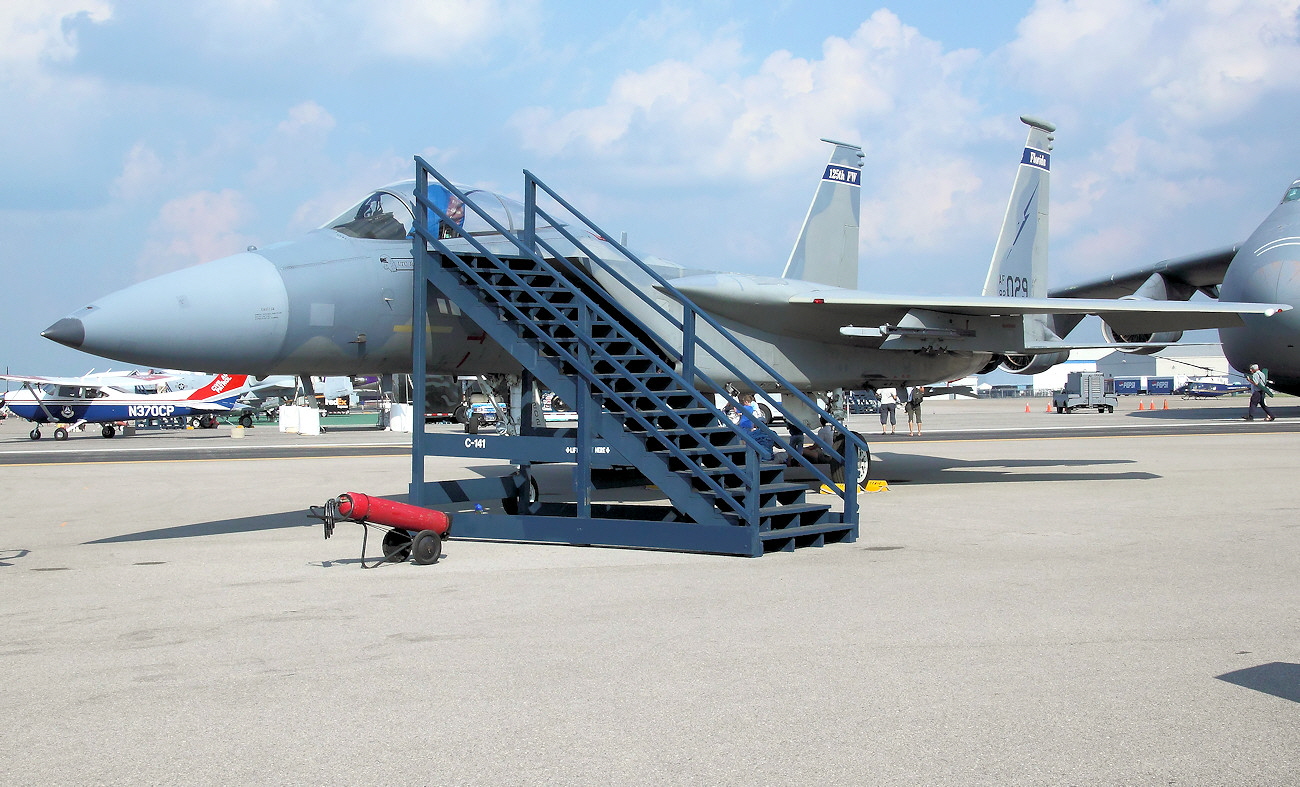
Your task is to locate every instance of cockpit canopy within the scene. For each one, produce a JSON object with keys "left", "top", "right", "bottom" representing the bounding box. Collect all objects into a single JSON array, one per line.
[
  {"left": 323, "top": 179, "right": 541, "bottom": 241},
  {"left": 1284, "top": 181, "right": 1300, "bottom": 204}
]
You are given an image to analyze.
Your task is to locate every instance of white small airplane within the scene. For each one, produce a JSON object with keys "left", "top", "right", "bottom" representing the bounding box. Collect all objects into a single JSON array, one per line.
[{"left": 1, "top": 372, "right": 252, "bottom": 440}]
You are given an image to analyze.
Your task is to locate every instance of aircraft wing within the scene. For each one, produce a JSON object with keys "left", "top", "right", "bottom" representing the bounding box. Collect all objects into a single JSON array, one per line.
[
  {"left": 789, "top": 292, "right": 1287, "bottom": 334},
  {"left": 1048, "top": 245, "right": 1240, "bottom": 299},
  {"left": 666, "top": 273, "right": 1288, "bottom": 349},
  {"left": 790, "top": 290, "right": 1289, "bottom": 338},
  {"left": 0, "top": 373, "right": 98, "bottom": 387}
]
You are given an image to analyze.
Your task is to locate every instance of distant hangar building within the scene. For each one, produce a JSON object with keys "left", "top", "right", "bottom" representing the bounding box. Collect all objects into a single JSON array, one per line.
[
  {"left": 977, "top": 345, "right": 1233, "bottom": 395},
  {"left": 1095, "top": 344, "right": 1233, "bottom": 389}
]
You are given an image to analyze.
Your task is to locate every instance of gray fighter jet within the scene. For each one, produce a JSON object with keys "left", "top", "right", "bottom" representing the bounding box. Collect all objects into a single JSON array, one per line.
[
  {"left": 1051, "top": 179, "right": 1300, "bottom": 394},
  {"left": 40, "top": 117, "right": 1287, "bottom": 404}
]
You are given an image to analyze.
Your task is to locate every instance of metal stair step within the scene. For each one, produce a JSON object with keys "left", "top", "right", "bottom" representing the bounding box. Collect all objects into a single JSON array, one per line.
[{"left": 757, "top": 518, "right": 851, "bottom": 541}]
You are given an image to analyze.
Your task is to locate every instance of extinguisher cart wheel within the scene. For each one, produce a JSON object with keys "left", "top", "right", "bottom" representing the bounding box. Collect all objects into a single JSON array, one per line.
[
  {"left": 411, "top": 530, "right": 442, "bottom": 565},
  {"left": 381, "top": 529, "right": 413, "bottom": 562}
]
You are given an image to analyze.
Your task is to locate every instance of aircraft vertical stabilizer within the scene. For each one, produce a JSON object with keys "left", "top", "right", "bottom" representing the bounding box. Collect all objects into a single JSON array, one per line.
[
  {"left": 781, "top": 139, "right": 864, "bottom": 289},
  {"left": 982, "top": 116, "right": 1054, "bottom": 299}
]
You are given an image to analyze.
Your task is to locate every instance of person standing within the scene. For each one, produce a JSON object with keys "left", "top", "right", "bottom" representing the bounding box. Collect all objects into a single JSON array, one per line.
[
  {"left": 877, "top": 387, "right": 899, "bottom": 435},
  {"left": 905, "top": 385, "right": 925, "bottom": 436},
  {"left": 1245, "top": 364, "right": 1276, "bottom": 421}
]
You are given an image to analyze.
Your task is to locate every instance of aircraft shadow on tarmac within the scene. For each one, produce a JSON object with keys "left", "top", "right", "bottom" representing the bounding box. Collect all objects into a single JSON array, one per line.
[
  {"left": 1216, "top": 662, "right": 1300, "bottom": 704},
  {"left": 80, "top": 467, "right": 514, "bottom": 545},
  {"left": 0, "top": 548, "right": 31, "bottom": 566},
  {"left": 85, "top": 510, "right": 314, "bottom": 544},
  {"left": 1125, "top": 402, "right": 1296, "bottom": 421},
  {"left": 875, "top": 454, "right": 1159, "bottom": 485}
]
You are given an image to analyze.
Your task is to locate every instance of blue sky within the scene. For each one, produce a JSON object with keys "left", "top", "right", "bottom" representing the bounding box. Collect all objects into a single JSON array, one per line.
[{"left": 3, "top": 0, "right": 1300, "bottom": 375}]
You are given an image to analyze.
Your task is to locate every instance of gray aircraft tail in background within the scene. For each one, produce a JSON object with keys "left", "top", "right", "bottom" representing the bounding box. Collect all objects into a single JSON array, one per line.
[{"left": 780, "top": 139, "right": 863, "bottom": 289}]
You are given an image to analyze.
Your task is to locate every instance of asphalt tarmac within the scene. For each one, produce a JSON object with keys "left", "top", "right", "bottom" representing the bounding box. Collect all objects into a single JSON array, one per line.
[{"left": 2, "top": 396, "right": 1297, "bottom": 785}]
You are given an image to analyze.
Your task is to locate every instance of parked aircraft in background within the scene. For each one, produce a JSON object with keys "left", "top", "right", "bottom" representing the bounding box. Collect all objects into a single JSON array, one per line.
[
  {"left": 1178, "top": 376, "right": 1251, "bottom": 398},
  {"left": 38, "top": 118, "right": 1287, "bottom": 421},
  {"left": 1052, "top": 178, "right": 1300, "bottom": 394},
  {"left": 1, "top": 373, "right": 252, "bottom": 440}
]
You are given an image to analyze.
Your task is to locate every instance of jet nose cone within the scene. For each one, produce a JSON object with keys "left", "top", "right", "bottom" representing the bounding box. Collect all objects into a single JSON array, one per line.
[
  {"left": 56, "top": 252, "right": 290, "bottom": 372},
  {"left": 41, "top": 316, "right": 86, "bottom": 349}
]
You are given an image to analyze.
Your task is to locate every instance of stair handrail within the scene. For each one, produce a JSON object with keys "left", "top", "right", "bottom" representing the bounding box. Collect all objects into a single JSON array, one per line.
[
  {"left": 413, "top": 193, "right": 770, "bottom": 520},
  {"left": 414, "top": 158, "right": 862, "bottom": 508},
  {"left": 520, "top": 172, "right": 864, "bottom": 485}
]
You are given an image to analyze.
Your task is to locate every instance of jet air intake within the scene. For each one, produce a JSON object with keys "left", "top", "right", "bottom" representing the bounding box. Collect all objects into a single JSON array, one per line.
[
  {"left": 1000, "top": 351, "right": 1069, "bottom": 375},
  {"left": 1101, "top": 322, "right": 1183, "bottom": 355}
]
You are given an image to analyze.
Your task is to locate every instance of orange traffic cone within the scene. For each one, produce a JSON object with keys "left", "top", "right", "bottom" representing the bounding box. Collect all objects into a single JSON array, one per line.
[
  {"left": 1137, "top": 401, "right": 1144, "bottom": 410},
  {"left": 1045, "top": 401, "right": 1052, "bottom": 412},
  {"left": 1163, "top": 399, "right": 1169, "bottom": 410},
  {"left": 1025, "top": 404, "right": 1031, "bottom": 413}
]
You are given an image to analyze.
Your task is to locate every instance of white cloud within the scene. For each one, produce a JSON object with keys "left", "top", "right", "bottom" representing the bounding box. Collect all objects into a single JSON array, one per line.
[
  {"left": 187, "top": 0, "right": 533, "bottom": 66},
  {"left": 860, "top": 158, "right": 985, "bottom": 250},
  {"left": 1007, "top": 0, "right": 1300, "bottom": 124},
  {"left": 0, "top": 1, "right": 112, "bottom": 73},
  {"left": 362, "top": 0, "right": 538, "bottom": 60},
  {"left": 513, "top": 10, "right": 982, "bottom": 184},
  {"left": 135, "top": 189, "right": 256, "bottom": 279},
  {"left": 277, "top": 100, "right": 335, "bottom": 137},
  {"left": 111, "top": 143, "right": 166, "bottom": 201}
]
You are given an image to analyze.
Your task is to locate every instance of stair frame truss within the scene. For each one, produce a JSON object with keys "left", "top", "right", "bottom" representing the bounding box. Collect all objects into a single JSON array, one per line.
[{"left": 409, "top": 158, "right": 868, "bottom": 556}]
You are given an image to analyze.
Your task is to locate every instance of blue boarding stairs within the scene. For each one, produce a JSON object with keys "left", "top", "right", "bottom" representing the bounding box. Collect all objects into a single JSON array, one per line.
[{"left": 409, "top": 160, "right": 868, "bottom": 556}]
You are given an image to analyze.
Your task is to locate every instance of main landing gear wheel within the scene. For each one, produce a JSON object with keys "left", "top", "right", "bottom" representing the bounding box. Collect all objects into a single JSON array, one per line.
[
  {"left": 54, "top": 427, "right": 69, "bottom": 441},
  {"left": 239, "top": 414, "right": 254, "bottom": 428},
  {"left": 381, "top": 529, "right": 413, "bottom": 563},
  {"left": 102, "top": 425, "right": 116, "bottom": 438},
  {"left": 830, "top": 432, "right": 871, "bottom": 487},
  {"left": 411, "top": 529, "right": 443, "bottom": 565},
  {"left": 29, "top": 428, "right": 41, "bottom": 441}
]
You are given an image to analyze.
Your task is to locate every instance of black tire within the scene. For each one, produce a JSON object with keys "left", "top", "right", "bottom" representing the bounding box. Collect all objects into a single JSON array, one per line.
[
  {"left": 830, "top": 432, "right": 871, "bottom": 487},
  {"left": 29, "top": 429, "right": 41, "bottom": 441},
  {"left": 411, "top": 529, "right": 442, "bottom": 565},
  {"left": 381, "top": 529, "right": 412, "bottom": 563},
  {"left": 102, "top": 425, "right": 116, "bottom": 438},
  {"left": 239, "top": 414, "right": 254, "bottom": 428},
  {"left": 1056, "top": 406, "right": 1064, "bottom": 413},
  {"left": 54, "top": 427, "right": 69, "bottom": 441},
  {"left": 550, "top": 396, "right": 567, "bottom": 412},
  {"left": 453, "top": 404, "right": 470, "bottom": 424},
  {"left": 465, "top": 413, "right": 480, "bottom": 434},
  {"left": 756, "top": 403, "right": 773, "bottom": 423}
]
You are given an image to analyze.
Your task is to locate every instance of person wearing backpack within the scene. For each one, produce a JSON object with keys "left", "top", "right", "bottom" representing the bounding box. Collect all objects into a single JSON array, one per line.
[
  {"left": 905, "top": 385, "right": 926, "bottom": 436},
  {"left": 1245, "top": 364, "right": 1276, "bottom": 421}
]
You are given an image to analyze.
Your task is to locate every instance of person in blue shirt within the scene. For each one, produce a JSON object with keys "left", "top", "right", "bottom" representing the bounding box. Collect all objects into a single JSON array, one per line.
[{"left": 734, "top": 393, "right": 775, "bottom": 459}]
